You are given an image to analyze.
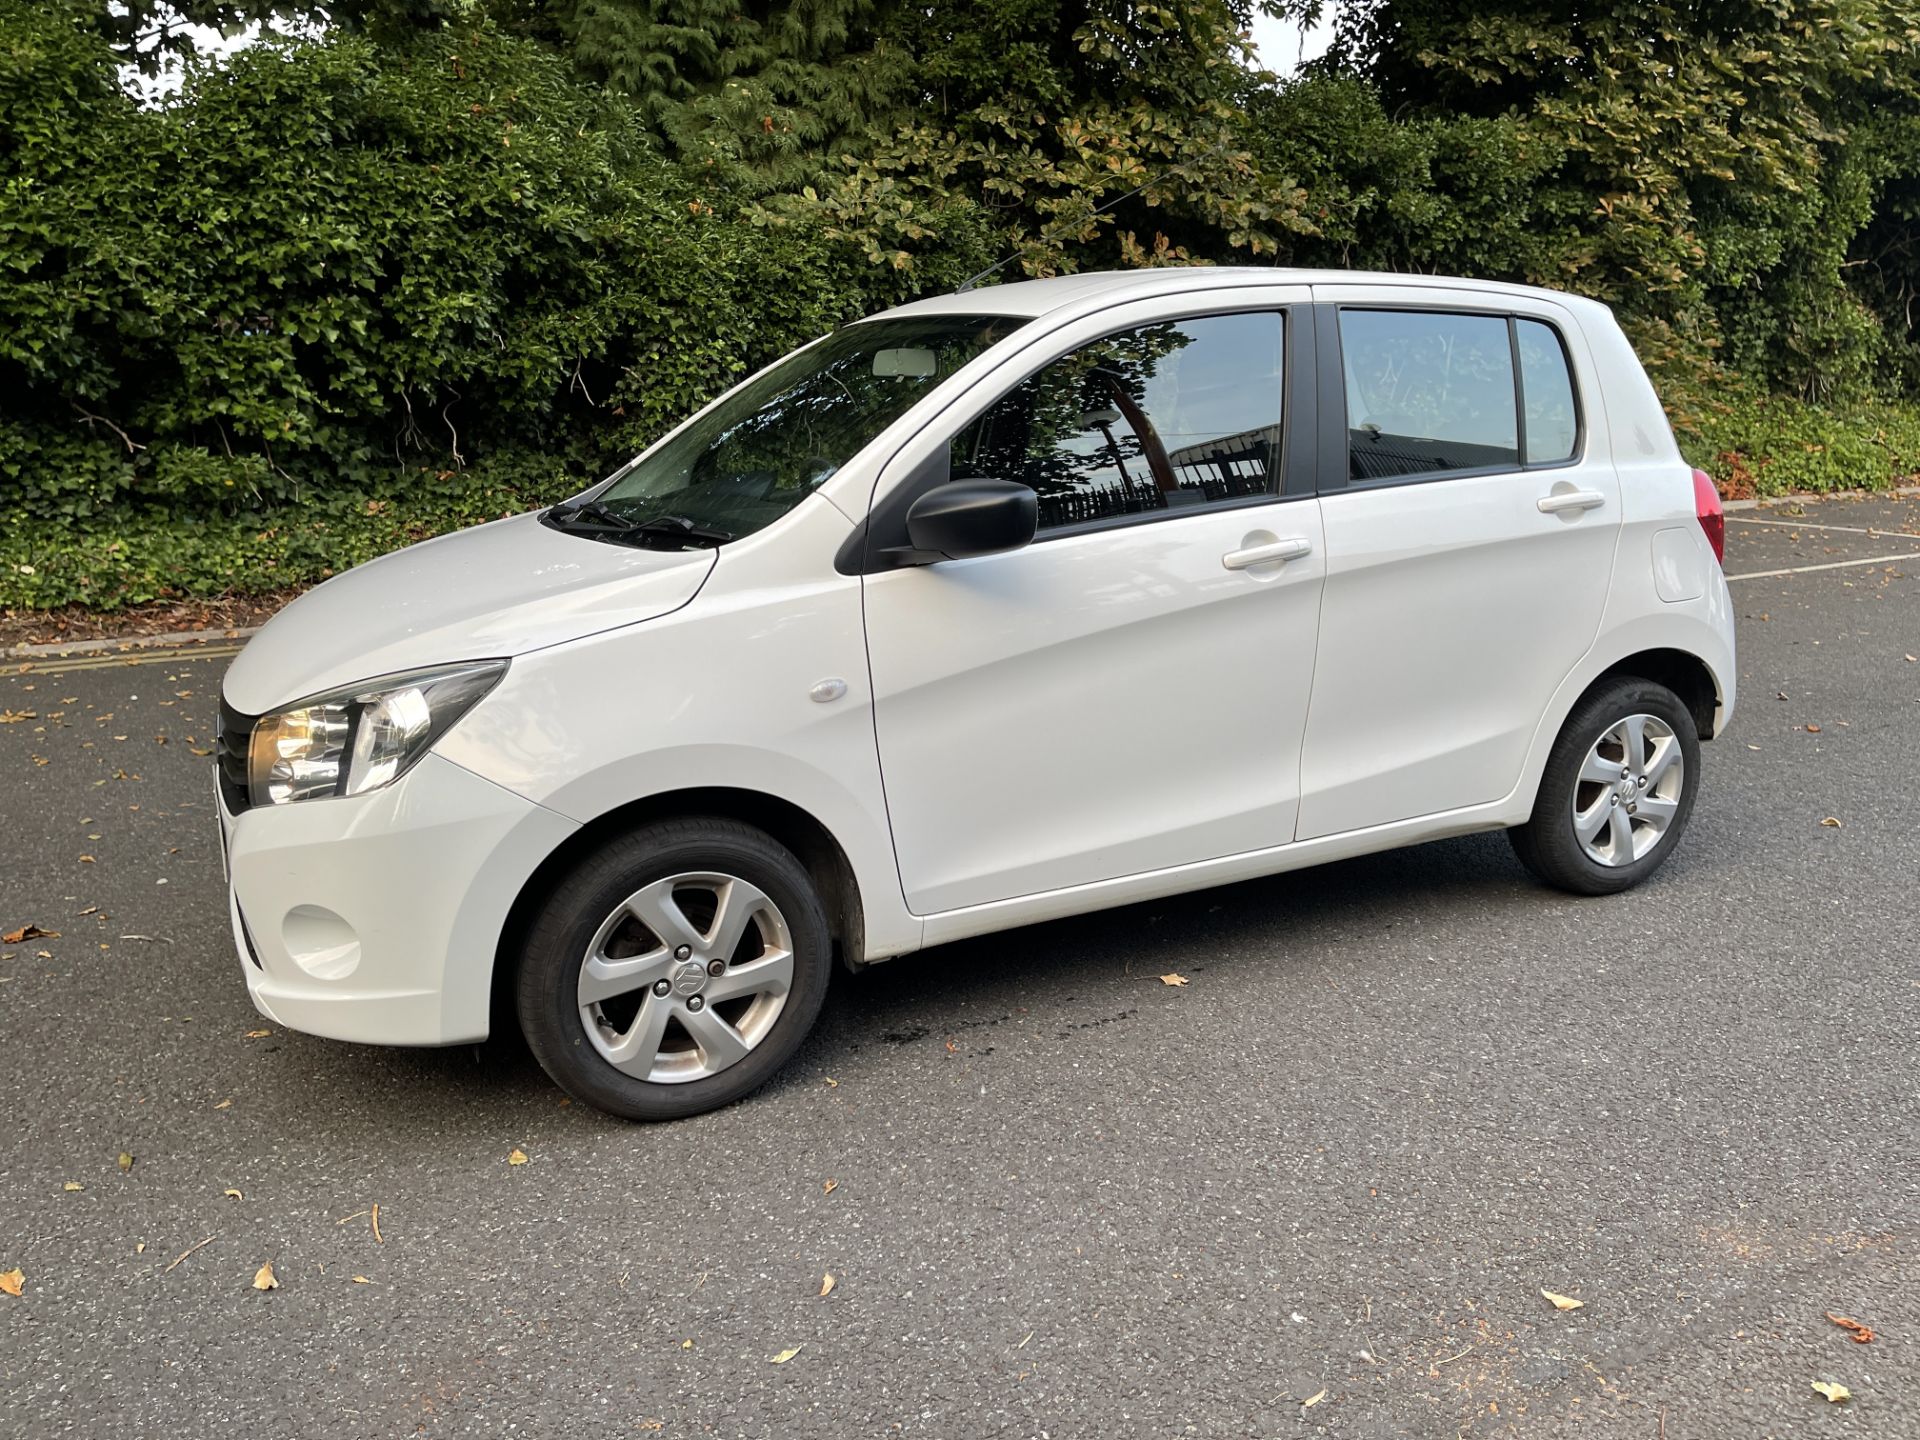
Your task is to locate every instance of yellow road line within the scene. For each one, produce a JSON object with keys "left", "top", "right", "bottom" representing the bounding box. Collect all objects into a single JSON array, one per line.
[{"left": 9, "top": 644, "right": 246, "bottom": 676}]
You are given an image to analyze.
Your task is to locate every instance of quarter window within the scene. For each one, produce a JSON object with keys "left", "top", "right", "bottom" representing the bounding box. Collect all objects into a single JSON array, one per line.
[
  {"left": 952, "top": 312, "right": 1284, "bottom": 531},
  {"left": 1517, "top": 318, "right": 1579, "bottom": 464},
  {"left": 1340, "top": 309, "right": 1518, "bottom": 481}
]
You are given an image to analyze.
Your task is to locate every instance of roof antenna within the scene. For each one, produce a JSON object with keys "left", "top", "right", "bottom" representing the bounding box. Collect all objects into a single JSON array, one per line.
[{"left": 956, "top": 174, "right": 1165, "bottom": 292}]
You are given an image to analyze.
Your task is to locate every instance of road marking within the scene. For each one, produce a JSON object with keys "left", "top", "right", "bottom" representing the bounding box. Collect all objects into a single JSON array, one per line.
[
  {"left": 1724, "top": 553, "right": 1918, "bottom": 582},
  {"left": 1726, "top": 515, "right": 1920, "bottom": 538},
  {"left": 10, "top": 644, "right": 245, "bottom": 676}
]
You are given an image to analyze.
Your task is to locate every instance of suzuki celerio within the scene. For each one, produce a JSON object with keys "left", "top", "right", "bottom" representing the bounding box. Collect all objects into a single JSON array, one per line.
[{"left": 217, "top": 268, "right": 1736, "bottom": 1119}]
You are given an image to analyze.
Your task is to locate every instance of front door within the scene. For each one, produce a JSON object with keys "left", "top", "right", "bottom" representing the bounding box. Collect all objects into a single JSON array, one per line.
[{"left": 862, "top": 303, "right": 1327, "bottom": 915}]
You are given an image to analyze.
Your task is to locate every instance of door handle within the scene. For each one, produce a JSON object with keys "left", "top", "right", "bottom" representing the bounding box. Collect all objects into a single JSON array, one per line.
[
  {"left": 1222, "top": 537, "right": 1312, "bottom": 570},
  {"left": 1536, "top": 488, "right": 1606, "bottom": 514}
]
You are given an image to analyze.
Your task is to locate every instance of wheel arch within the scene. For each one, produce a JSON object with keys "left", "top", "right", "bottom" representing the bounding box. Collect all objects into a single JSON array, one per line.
[
  {"left": 1590, "top": 646, "right": 1722, "bottom": 740},
  {"left": 490, "top": 787, "right": 869, "bottom": 1035}
]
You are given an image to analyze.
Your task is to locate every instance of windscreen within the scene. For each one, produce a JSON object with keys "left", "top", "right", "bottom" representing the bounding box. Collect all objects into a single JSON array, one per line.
[{"left": 576, "top": 313, "right": 1028, "bottom": 544}]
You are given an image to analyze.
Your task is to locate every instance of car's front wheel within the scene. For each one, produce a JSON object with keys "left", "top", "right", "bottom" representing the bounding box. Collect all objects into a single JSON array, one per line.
[
  {"left": 1509, "top": 676, "right": 1702, "bottom": 896},
  {"left": 517, "top": 818, "right": 833, "bottom": 1121}
]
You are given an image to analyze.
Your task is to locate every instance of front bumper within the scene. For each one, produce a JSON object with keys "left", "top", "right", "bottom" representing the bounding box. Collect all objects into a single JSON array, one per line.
[{"left": 218, "top": 752, "right": 577, "bottom": 1046}]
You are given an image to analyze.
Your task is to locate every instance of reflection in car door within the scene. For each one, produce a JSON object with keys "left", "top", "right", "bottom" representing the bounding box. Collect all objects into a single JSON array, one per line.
[{"left": 862, "top": 298, "right": 1328, "bottom": 915}]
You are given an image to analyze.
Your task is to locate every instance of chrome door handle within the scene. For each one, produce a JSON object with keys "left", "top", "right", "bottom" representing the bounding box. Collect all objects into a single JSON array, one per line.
[
  {"left": 1222, "top": 537, "right": 1312, "bottom": 570},
  {"left": 1537, "top": 489, "right": 1606, "bottom": 514}
]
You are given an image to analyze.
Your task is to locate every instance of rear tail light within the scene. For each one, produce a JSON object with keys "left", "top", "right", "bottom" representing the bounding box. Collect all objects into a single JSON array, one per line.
[{"left": 1691, "top": 468, "right": 1725, "bottom": 565}]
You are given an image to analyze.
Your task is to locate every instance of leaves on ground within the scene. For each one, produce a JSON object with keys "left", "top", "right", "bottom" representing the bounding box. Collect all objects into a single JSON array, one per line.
[
  {"left": 251, "top": 1262, "right": 279, "bottom": 1291},
  {"left": 507, "top": 1148, "right": 529, "bottom": 1166},
  {"left": 223, "top": 1188, "right": 243, "bottom": 1200},
  {"left": 822, "top": 1178, "right": 837, "bottom": 1194},
  {"left": 1302, "top": 1389, "right": 1327, "bottom": 1408},
  {"left": 1821, "top": 816, "right": 1843, "bottom": 828},
  {"left": 1159, "top": 972, "right": 1189, "bottom": 986},
  {"left": 117, "top": 1152, "right": 133, "bottom": 1172},
  {"left": 1811, "top": 1381, "right": 1851, "bottom": 1403},
  {"left": 769, "top": 1346, "right": 803, "bottom": 1364},
  {"left": 0, "top": 1269, "right": 23, "bottom": 1297},
  {"left": 1541, "top": 1289, "right": 1585, "bottom": 1311},
  {"left": 244, "top": 1029, "right": 272, "bottom": 1039},
  {"left": 62, "top": 1181, "right": 83, "bottom": 1192},
  {"left": 1826, "top": 1312, "right": 1875, "bottom": 1344},
  {"left": 818, "top": 1272, "right": 835, "bottom": 1298},
  {"left": 2, "top": 925, "right": 57, "bottom": 944}
]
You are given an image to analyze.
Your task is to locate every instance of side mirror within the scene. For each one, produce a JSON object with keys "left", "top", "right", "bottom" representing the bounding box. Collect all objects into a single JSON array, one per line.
[{"left": 902, "top": 480, "right": 1038, "bottom": 561}]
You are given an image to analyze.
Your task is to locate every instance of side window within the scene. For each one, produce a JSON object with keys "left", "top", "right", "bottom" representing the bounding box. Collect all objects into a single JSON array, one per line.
[
  {"left": 952, "top": 311, "right": 1284, "bottom": 531},
  {"left": 1517, "top": 318, "right": 1578, "bottom": 464},
  {"left": 1339, "top": 310, "right": 1518, "bottom": 481}
]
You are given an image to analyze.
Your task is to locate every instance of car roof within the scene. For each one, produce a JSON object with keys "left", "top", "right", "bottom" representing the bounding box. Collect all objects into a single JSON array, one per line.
[{"left": 868, "top": 266, "right": 1606, "bottom": 322}]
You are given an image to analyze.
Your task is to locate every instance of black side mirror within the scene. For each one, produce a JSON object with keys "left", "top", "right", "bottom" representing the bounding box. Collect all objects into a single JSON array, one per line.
[{"left": 902, "top": 480, "right": 1037, "bottom": 561}]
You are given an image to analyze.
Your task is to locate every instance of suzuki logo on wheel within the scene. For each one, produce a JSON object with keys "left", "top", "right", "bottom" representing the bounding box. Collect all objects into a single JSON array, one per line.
[{"left": 671, "top": 961, "right": 708, "bottom": 996}]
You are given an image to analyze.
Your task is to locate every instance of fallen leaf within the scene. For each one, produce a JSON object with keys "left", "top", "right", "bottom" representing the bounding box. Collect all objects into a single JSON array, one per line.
[
  {"left": 1821, "top": 817, "right": 1843, "bottom": 828},
  {"left": 1541, "top": 1289, "right": 1584, "bottom": 1311},
  {"left": 135, "top": 1243, "right": 145, "bottom": 1254},
  {"left": 769, "top": 1346, "right": 803, "bottom": 1364},
  {"left": 681, "top": 1339, "right": 693, "bottom": 1349},
  {"left": 1826, "top": 1312, "right": 1875, "bottom": 1344},
  {"left": 507, "top": 1148, "right": 528, "bottom": 1166},
  {"left": 351, "top": 1275, "right": 371, "bottom": 1285},
  {"left": 62, "top": 1181, "right": 84, "bottom": 1192},
  {"left": 823, "top": 1076, "right": 839, "bottom": 1088},
  {"left": 371, "top": 1203, "right": 382, "bottom": 1243},
  {"left": 1302, "top": 1389, "right": 1327, "bottom": 1408},
  {"left": 1159, "top": 972, "right": 1189, "bottom": 986},
  {"left": 252, "top": 1262, "right": 279, "bottom": 1291},
  {"left": 117, "top": 1152, "right": 133, "bottom": 1172},
  {"left": 1805, "top": 723, "right": 1822, "bottom": 734},
  {"left": 1906, "top": 654, "right": 1916, "bottom": 663},
  {"left": 223, "top": 1188, "right": 243, "bottom": 1201},
  {"left": 2, "top": 925, "right": 57, "bottom": 944},
  {"left": 822, "top": 1178, "right": 838, "bottom": 1194},
  {"left": 819, "top": 1272, "right": 835, "bottom": 1298},
  {"left": 1811, "top": 1381, "right": 1851, "bottom": 1404},
  {"left": 213, "top": 1098, "right": 232, "bottom": 1110},
  {"left": 0, "top": 1269, "right": 22, "bottom": 1297},
  {"left": 244, "top": 1029, "right": 272, "bottom": 1039}
]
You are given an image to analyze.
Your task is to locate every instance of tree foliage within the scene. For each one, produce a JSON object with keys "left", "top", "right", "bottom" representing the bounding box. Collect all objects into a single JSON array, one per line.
[{"left": 7, "top": 0, "right": 1920, "bottom": 609}]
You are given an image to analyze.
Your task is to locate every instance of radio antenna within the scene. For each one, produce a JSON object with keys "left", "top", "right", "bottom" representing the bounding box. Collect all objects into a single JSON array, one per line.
[{"left": 955, "top": 174, "right": 1165, "bottom": 292}]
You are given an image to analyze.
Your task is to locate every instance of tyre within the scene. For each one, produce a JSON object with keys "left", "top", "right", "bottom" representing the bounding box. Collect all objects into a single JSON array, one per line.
[
  {"left": 516, "top": 818, "right": 832, "bottom": 1121},
  {"left": 1508, "top": 677, "right": 1702, "bottom": 896}
]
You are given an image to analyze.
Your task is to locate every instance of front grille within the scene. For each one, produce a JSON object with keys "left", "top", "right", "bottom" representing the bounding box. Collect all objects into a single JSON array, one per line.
[{"left": 216, "top": 699, "right": 255, "bottom": 815}]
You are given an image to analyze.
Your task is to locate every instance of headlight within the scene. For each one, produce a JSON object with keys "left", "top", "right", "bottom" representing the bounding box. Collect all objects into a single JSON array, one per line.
[{"left": 247, "top": 661, "right": 506, "bottom": 807}]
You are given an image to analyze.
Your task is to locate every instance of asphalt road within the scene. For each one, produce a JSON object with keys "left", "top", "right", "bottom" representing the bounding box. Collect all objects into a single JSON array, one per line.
[{"left": 3, "top": 494, "right": 1917, "bottom": 1439}]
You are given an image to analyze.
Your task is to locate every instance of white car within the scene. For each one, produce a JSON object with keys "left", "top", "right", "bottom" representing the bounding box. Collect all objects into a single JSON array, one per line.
[{"left": 217, "top": 268, "right": 1735, "bottom": 1120}]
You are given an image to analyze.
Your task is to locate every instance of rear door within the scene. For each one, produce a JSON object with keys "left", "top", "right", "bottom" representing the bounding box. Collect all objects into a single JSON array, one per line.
[{"left": 1296, "top": 289, "right": 1620, "bottom": 839}]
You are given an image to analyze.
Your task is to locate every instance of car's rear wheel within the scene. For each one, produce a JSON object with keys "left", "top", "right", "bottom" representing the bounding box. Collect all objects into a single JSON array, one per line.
[
  {"left": 1509, "top": 676, "right": 1702, "bottom": 895},
  {"left": 517, "top": 818, "right": 832, "bottom": 1121}
]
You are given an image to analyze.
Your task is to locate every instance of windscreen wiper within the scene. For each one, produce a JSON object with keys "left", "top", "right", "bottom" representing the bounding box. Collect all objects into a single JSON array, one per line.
[
  {"left": 621, "top": 515, "right": 735, "bottom": 547},
  {"left": 547, "top": 499, "right": 632, "bottom": 530}
]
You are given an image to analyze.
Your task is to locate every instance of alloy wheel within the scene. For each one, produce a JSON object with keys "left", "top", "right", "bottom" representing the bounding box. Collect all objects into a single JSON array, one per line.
[
  {"left": 576, "top": 872, "right": 794, "bottom": 1084},
  {"left": 1570, "top": 713, "right": 1685, "bottom": 867}
]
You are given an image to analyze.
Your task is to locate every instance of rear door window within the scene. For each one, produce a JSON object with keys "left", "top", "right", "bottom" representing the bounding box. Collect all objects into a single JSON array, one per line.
[{"left": 1339, "top": 309, "right": 1518, "bottom": 481}]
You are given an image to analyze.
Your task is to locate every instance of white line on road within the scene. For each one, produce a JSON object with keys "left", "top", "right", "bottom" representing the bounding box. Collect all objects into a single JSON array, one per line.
[
  {"left": 1726, "top": 515, "right": 1920, "bottom": 538},
  {"left": 1724, "top": 553, "right": 1918, "bottom": 581}
]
